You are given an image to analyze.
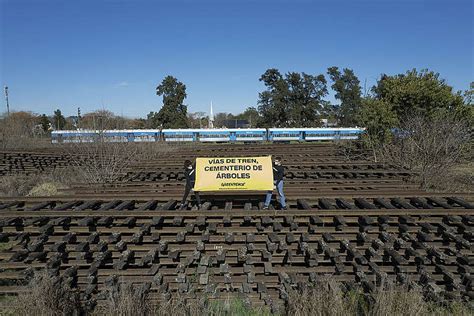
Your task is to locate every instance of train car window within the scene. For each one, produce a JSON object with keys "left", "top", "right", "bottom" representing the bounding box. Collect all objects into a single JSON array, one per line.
[
  {"left": 134, "top": 134, "right": 154, "bottom": 141},
  {"left": 199, "top": 133, "right": 229, "bottom": 138},
  {"left": 164, "top": 133, "right": 194, "bottom": 141},
  {"left": 236, "top": 133, "right": 264, "bottom": 138},
  {"left": 273, "top": 132, "right": 299, "bottom": 137},
  {"left": 166, "top": 133, "right": 193, "bottom": 137}
]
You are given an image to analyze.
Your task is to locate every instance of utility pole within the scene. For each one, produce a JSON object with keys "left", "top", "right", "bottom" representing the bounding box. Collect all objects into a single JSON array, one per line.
[
  {"left": 77, "top": 107, "right": 81, "bottom": 129},
  {"left": 4, "top": 86, "right": 10, "bottom": 116}
]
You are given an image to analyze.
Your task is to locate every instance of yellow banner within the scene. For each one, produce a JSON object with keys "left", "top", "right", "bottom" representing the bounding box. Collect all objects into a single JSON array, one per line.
[{"left": 194, "top": 156, "right": 273, "bottom": 191}]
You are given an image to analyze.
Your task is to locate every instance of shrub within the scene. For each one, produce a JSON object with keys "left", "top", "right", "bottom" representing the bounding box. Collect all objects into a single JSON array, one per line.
[
  {"left": 0, "top": 174, "right": 49, "bottom": 197},
  {"left": 62, "top": 140, "right": 184, "bottom": 185},
  {"left": 0, "top": 112, "right": 53, "bottom": 150},
  {"left": 0, "top": 168, "right": 84, "bottom": 197},
  {"left": 381, "top": 113, "right": 471, "bottom": 189},
  {"left": 95, "top": 282, "right": 151, "bottom": 316},
  {"left": 6, "top": 273, "right": 473, "bottom": 316},
  {"left": 27, "top": 182, "right": 60, "bottom": 197},
  {"left": 286, "top": 278, "right": 363, "bottom": 316},
  {"left": 9, "top": 271, "right": 82, "bottom": 316},
  {"left": 370, "top": 282, "right": 427, "bottom": 316}
]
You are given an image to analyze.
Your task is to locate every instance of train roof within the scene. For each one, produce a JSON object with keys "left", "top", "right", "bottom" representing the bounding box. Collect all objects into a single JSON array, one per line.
[
  {"left": 162, "top": 128, "right": 266, "bottom": 132},
  {"left": 51, "top": 129, "right": 160, "bottom": 134},
  {"left": 51, "top": 128, "right": 365, "bottom": 135},
  {"left": 268, "top": 127, "right": 365, "bottom": 131}
]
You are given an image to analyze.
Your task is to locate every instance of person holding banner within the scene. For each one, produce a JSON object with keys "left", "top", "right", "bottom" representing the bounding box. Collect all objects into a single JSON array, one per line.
[
  {"left": 178, "top": 160, "right": 202, "bottom": 210},
  {"left": 263, "top": 157, "right": 287, "bottom": 210}
]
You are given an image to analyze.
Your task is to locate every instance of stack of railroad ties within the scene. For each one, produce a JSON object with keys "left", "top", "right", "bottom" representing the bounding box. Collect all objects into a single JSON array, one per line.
[
  {"left": 0, "top": 144, "right": 424, "bottom": 198},
  {"left": 0, "top": 143, "right": 473, "bottom": 312},
  {"left": 0, "top": 196, "right": 473, "bottom": 312}
]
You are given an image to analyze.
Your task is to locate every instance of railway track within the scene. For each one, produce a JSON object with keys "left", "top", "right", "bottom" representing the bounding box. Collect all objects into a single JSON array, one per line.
[
  {"left": 59, "top": 186, "right": 430, "bottom": 202},
  {"left": 116, "top": 165, "right": 414, "bottom": 181},
  {"left": 0, "top": 196, "right": 473, "bottom": 309},
  {"left": 0, "top": 143, "right": 356, "bottom": 176}
]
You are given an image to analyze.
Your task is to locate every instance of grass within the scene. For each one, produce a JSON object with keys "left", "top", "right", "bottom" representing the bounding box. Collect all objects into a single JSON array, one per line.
[
  {"left": 148, "top": 297, "right": 273, "bottom": 316},
  {"left": 4, "top": 271, "right": 83, "bottom": 315},
  {"left": 3, "top": 272, "right": 473, "bottom": 316},
  {"left": 94, "top": 282, "right": 151, "bottom": 316},
  {"left": 0, "top": 167, "right": 85, "bottom": 197},
  {"left": 204, "top": 298, "right": 273, "bottom": 316},
  {"left": 423, "top": 160, "right": 474, "bottom": 193},
  {"left": 0, "top": 295, "right": 16, "bottom": 316},
  {"left": 285, "top": 279, "right": 473, "bottom": 316},
  {"left": 26, "top": 182, "right": 61, "bottom": 197},
  {"left": 286, "top": 278, "right": 361, "bottom": 316}
]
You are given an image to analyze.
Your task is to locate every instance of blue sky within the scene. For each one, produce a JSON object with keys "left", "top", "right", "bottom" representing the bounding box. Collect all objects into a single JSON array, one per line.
[{"left": 1, "top": 0, "right": 472, "bottom": 118}]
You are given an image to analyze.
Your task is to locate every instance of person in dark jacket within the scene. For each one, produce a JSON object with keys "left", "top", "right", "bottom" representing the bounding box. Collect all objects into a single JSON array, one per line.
[
  {"left": 263, "top": 156, "right": 287, "bottom": 210},
  {"left": 178, "top": 160, "right": 201, "bottom": 210}
]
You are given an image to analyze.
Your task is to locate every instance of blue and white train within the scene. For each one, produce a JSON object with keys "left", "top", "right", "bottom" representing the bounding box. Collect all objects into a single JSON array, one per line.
[
  {"left": 51, "top": 128, "right": 364, "bottom": 144},
  {"left": 268, "top": 128, "right": 362, "bottom": 141},
  {"left": 162, "top": 129, "right": 269, "bottom": 142}
]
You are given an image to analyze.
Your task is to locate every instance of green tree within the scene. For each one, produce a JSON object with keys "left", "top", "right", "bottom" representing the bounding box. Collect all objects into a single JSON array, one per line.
[
  {"left": 235, "top": 107, "right": 260, "bottom": 127},
  {"left": 257, "top": 69, "right": 327, "bottom": 127},
  {"left": 39, "top": 114, "right": 51, "bottom": 133},
  {"left": 357, "top": 98, "right": 398, "bottom": 147},
  {"left": 149, "top": 76, "right": 189, "bottom": 128},
  {"left": 146, "top": 111, "right": 160, "bottom": 128},
  {"left": 257, "top": 69, "right": 286, "bottom": 127},
  {"left": 327, "top": 66, "right": 362, "bottom": 126},
  {"left": 352, "top": 69, "right": 473, "bottom": 165},
  {"left": 464, "top": 82, "right": 474, "bottom": 106},
  {"left": 319, "top": 101, "right": 339, "bottom": 126},
  {"left": 372, "top": 69, "right": 465, "bottom": 119},
  {"left": 53, "top": 109, "right": 66, "bottom": 130}
]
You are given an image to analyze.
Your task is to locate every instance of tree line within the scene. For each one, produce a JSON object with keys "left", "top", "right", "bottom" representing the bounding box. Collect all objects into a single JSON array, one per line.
[
  {"left": 1, "top": 67, "right": 472, "bottom": 139},
  {"left": 148, "top": 69, "right": 472, "bottom": 133}
]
